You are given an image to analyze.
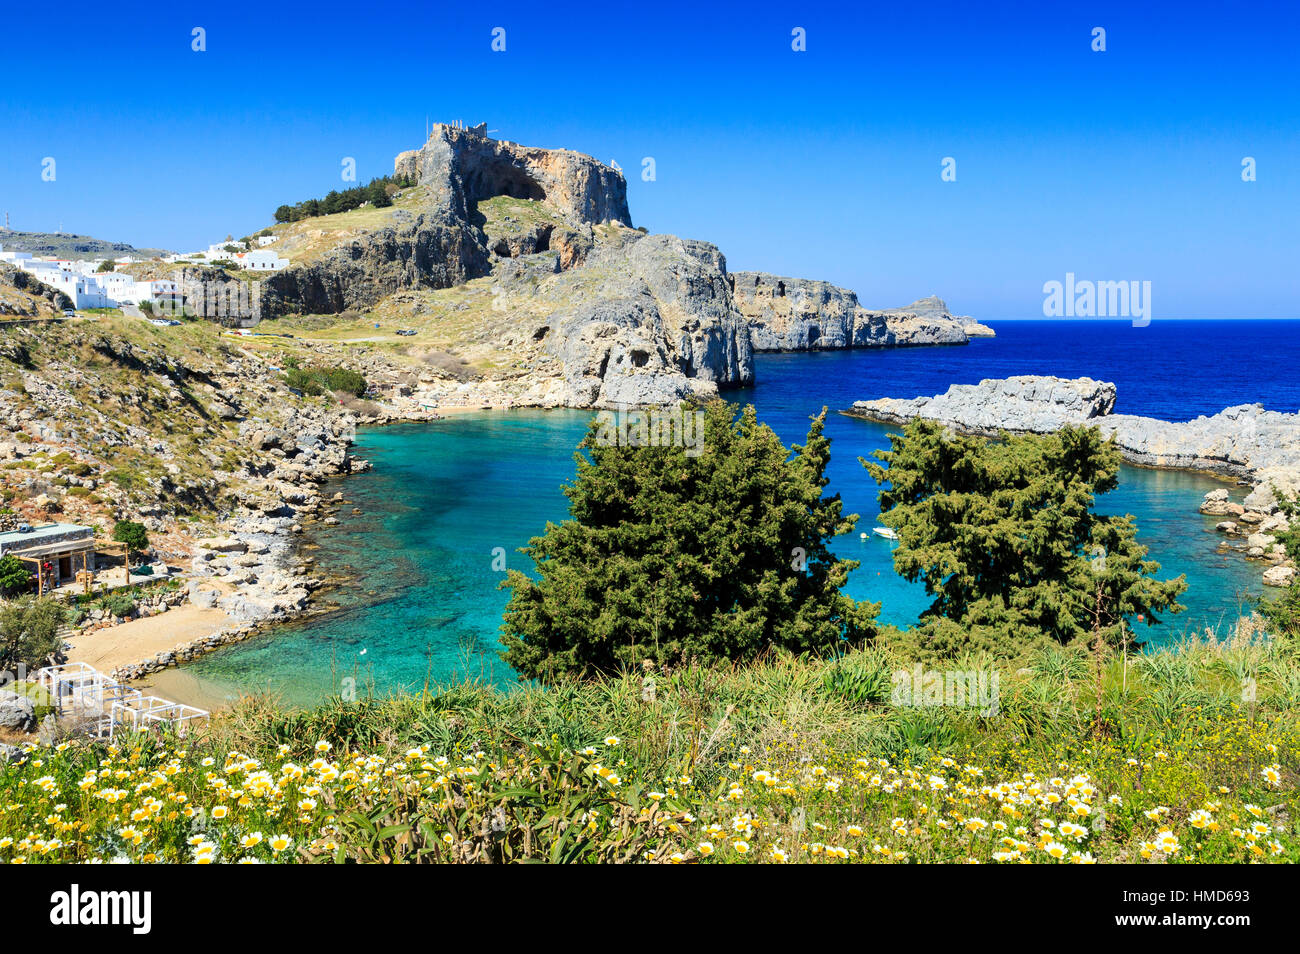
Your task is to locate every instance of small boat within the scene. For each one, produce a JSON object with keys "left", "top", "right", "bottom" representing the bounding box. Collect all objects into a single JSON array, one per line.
[{"left": 872, "top": 527, "right": 899, "bottom": 541}]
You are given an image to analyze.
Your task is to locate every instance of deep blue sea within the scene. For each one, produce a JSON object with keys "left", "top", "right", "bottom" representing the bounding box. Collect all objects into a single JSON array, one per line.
[{"left": 152, "top": 320, "right": 1300, "bottom": 707}]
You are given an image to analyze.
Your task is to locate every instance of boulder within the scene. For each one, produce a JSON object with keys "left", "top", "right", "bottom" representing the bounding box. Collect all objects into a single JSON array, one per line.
[
  {"left": 0, "top": 690, "right": 37, "bottom": 732},
  {"left": 1260, "top": 512, "right": 1291, "bottom": 534},
  {"left": 1245, "top": 466, "right": 1300, "bottom": 512},
  {"left": 197, "top": 536, "right": 247, "bottom": 553},
  {"left": 1263, "top": 565, "right": 1296, "bottom": 588}
]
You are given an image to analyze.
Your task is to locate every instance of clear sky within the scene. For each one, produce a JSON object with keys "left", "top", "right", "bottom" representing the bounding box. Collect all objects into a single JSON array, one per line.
[{"left": 3, "top": 0, "right": 1297, "bottom": 318}]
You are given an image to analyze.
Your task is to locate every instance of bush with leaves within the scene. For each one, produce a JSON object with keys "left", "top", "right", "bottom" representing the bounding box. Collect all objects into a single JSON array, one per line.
[
  {"left": 500, "top": 401, "right": 877, "bottom": 680},
  {"left": 0, "top": 555, "right": 32, "bottom": 598},
  {"left": 284, "top": 365, "right": 367, "bottom": 397},
  {"left": 0, "top": 596, "right": 64, "bottom": 672}
]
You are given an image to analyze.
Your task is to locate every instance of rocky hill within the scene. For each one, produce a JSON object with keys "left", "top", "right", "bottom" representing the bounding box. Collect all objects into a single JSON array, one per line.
[
  {"left": 0, "top": 230, "right": 171, "bottom": 261},
  {"left": 255, "top": 123, "right": 753, "bottom": 406},
  {"left": 35, "top": 126, "right": 985, "bottom": 413},
  {"left": 731, "top": 273, "right": 993, "bottom": 351}
]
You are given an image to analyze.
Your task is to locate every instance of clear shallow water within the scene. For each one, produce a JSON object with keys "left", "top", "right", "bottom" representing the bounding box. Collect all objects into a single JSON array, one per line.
[{"left": 167, "top": 320, "right": 1294, "bottom": 706}]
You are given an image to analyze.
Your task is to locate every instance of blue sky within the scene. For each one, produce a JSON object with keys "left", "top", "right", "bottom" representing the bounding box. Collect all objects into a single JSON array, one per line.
[{"left": 2, "top": 0, "right": 1297, "bottom": 318}]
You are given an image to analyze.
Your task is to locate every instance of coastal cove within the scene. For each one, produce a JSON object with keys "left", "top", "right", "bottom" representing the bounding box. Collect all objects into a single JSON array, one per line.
[{"left": 145, "top": 320, "right": 1296, "bottom": 708}]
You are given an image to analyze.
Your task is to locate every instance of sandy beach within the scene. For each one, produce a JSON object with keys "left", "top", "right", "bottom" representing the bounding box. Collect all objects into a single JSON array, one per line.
[{"left": 65, "top": 605, "right": 233, "bottom": 674}]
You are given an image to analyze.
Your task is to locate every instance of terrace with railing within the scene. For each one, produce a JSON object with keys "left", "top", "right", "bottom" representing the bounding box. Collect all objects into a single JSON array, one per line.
[{"left": 34, "top": 662, "right": 208, "bottom": 738}]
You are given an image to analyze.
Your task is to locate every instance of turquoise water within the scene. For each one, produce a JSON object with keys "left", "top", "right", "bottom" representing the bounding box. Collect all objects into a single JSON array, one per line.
[{"left": 170, "top": 327, "right": 1279, "bottom": 707}]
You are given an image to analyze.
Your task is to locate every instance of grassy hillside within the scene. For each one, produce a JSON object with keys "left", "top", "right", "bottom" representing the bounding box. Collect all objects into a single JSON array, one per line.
[
  {"left": 1, "top": 630, "right": 1296, "bottom": 863},
  {"left": 258, "top": 186, "right": 435, "bottom": 266},
  {"left": 0, "top": 313, "right": 348, "bottom": 547}
]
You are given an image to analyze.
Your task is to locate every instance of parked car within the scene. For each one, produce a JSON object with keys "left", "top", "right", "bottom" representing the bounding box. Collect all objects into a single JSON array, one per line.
[
  {"left": 62, "top": 309, "right": 76, "bottom": 318},
  {"left": 396, "top": 328, "right": 417, "bottom": 336}
]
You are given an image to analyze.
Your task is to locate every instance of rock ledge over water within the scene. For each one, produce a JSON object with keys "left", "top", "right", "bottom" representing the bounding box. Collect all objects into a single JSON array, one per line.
[{"left": 847, "top": 375, "right": 1300, "bottom": 480}]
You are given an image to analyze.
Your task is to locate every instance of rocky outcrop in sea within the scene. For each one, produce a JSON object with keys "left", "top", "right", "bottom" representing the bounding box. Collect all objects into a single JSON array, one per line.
[
  {"left": 730, "top": 273, "right": 992, "bottom": 351},
  {"left": 848, "top": 375, "right": 1300, "bottom": 477}
]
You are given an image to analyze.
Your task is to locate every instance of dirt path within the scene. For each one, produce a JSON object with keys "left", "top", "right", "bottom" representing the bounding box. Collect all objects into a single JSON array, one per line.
[{"left": 65, "top": 605, "right": 232, "bottom": 673}]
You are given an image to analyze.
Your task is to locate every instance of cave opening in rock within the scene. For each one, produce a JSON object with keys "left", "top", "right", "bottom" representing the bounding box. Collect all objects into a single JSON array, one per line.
[
  {"left": 777, "top": 281, "right": 786, "bottom": 297},
  {"left": 467, "top": 160, "right": 547, "bottom": 204},
  {"left": 630, "top": 349, "right": 650, "bottom": 368}
]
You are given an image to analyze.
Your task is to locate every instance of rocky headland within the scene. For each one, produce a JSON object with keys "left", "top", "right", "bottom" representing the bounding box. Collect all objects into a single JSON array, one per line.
[
  {"left": 730, "top": 272, "right": 993, "bottom": 351},
  {"left": 845, "top": 375, "right": 1299, "bottom": 587}
]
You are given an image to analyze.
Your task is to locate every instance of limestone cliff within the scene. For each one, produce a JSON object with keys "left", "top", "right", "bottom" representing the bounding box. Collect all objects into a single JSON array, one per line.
[
  {"left": 395, "top": 124, "right": 631, "bottom": 228},
  {"left": 260, "top": 125, "right": 748, "bottom": 408},
  {"left": 730, "top": 273, "right": 990, "bottom": 351},
  {"left": 540, "top": 234, "right": 754, "bottom": 406}
]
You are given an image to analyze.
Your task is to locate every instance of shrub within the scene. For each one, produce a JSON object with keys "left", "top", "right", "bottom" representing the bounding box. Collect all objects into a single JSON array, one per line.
[
  {"left": 97, "top": 591, "right": 137, "bottom": 618},
  {"left": 284, "top": 365, "right": 367, "bottom": 397},
  {"left": 0, "top": 596, "right": 64, "bottom": 671},
  {"left": 0, "top": 555, "right": 33, "bottom": 597}
]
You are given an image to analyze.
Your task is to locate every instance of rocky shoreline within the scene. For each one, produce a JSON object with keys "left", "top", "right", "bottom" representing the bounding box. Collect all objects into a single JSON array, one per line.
[{"left": 845, "top": 375, "right": 1298, "bottom": 587}]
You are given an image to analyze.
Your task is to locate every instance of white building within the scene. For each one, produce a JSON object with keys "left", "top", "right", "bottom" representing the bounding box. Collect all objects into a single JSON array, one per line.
[
  {"left": 256, "top": 234, "right": 279, "bottom": 246},
  {"left": 37, "top": 269, "right": 110, "bottom": 309},
  {"left": 0, "top": 245, "right": 33, "bottom": 265},
  {"left": 236, "top": 249, "right": 288, "bottom": 271}
]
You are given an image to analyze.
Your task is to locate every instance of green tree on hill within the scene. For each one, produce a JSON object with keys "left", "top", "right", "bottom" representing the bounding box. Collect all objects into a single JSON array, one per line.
[
  {"left": 112, "top": 520, "right": 150, "bottom": 564},
  {"left": 864, "top": 420, "right": 1186, "bottom": 656},
  {"left": 284, "top": 365, "right": 366, "bottom": 397},
  {"left": 500, "top": 402, "right": 878, "bottom": 680}
]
